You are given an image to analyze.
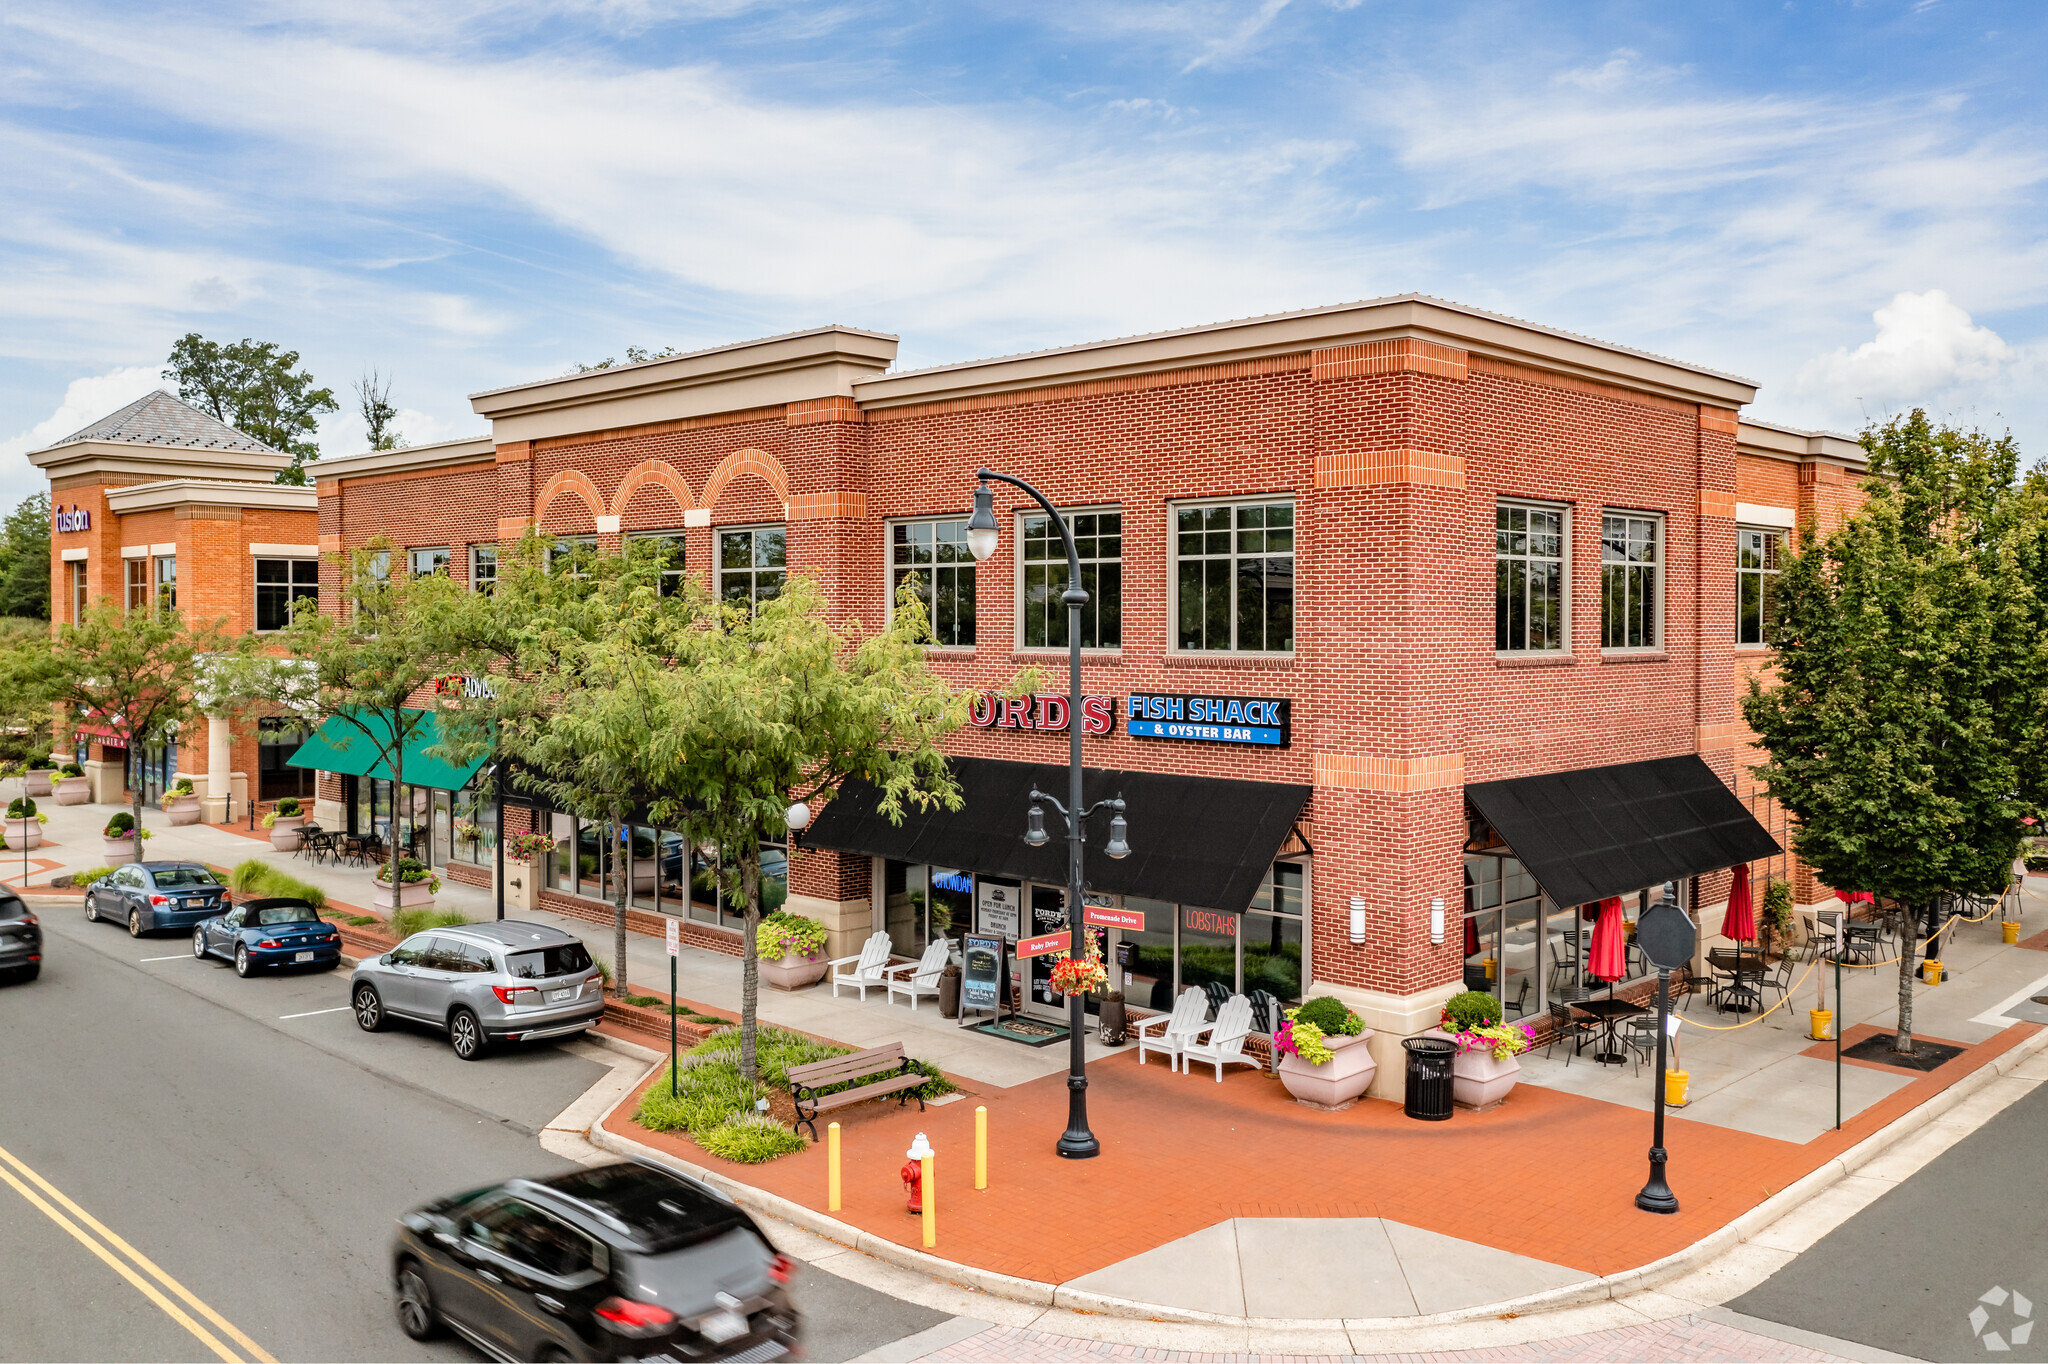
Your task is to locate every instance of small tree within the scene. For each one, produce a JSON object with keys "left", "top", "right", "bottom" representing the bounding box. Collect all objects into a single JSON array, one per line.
[
  {"left": 1744, "top": 412, "right": 2047, "bottom": 1055},
  {"left": 353, "top": 370, "right": 405, "bottom": 451}
]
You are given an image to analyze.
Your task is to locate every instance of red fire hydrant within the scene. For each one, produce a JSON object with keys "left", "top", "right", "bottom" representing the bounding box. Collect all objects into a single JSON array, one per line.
[{"left": 901, "top": 1157, "right": 923, "bottom": 1213}]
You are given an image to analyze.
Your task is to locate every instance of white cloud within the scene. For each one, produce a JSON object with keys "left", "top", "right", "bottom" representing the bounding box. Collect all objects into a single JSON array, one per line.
[
  {"left": 0, "top": 365, "right": 168, "bottom": 506},
  {"left": 1796, "top": 290, "right": 2014, "bottom": 407}
]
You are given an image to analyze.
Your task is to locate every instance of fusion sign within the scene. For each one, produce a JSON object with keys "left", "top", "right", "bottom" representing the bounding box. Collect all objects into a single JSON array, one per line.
[
  {"left": 53, "top": 504, "right": 91, "bottom": 533},
  {"left": 1125, "top": 693, "right": 1290, "bottom": 747}
]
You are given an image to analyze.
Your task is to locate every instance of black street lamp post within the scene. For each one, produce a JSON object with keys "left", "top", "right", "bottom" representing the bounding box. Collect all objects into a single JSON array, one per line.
[{"left": 967, "top": 469, "right": 1129, "bottom": 1159}]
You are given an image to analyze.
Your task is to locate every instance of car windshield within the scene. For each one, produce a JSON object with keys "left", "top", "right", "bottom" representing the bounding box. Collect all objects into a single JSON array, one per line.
[
  {"left": 544, "top": 1165, "right": 745, "bottom": 1252},
  {"left": 506, "top": 942, "right": 594, "bottom": 980},
  {"left": 252, "top": 903, "right": 321, "bottom": 925},
  {"left": 152, "top": 867, "right": 220, "bottom": 889}
]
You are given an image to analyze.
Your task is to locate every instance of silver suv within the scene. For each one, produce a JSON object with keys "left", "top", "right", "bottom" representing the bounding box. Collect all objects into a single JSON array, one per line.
[{"left": 349, "top": 921, "right": 604, "bottom": 1060}]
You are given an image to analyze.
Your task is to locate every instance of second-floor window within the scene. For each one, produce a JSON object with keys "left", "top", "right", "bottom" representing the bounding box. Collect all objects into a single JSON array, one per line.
[
  {"left": 890, "top": 518, "right": 974, "bottom": 647},
  {"left": 470, "top": 544, "right": 497, "bottom": 594},
  {"left": 1174, "top": 499, "right": 1293, "bottom": 653},
  {"left": 255, "top": 559, "right": 319, "bottom": 631},
  {"left": 548, "top": 535, "right": 598, "bottom": 577},
  {"left": 1737, "top": 526, "right": 1786, "bottom": 646},
  {"left": 719, "top": 525, "right": 786, "bottom": 608},
  {"left": 1021, "top": 510, "right": 1121, "bottom": 649},
  {"left": 154, "top": 555, "right": 177, "bottom": 613},
  {"left": 409, "top": 546, "right": 450, "bottom": 577},
  {"left": 125, "top": 559, "right": 148, "bottom": 613},
  {"left": 1601, "top": 512, "right": 1662, "bottom": 650},
  {"left": 70, "top": 561, "right": 88, "bottom": 624},
  {"left": 1496, "top": 502, "right": 1566, "bottom": 653}
]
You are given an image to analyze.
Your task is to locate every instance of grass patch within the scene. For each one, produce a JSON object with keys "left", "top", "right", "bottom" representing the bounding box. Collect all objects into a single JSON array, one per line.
[
  {"left": 387, "top": 906, "right": 473, "bottom": 939},
  {"left": 228, "top": 858, "right": 329, "bottom": 911},
  {"left": 345, "top": 914, "right": 380, "bottom": 928},
  {"left": 623, "top": 993, "right": 662, "bottom": 1008},
  {"left": 697, "top": 1112, "right": 805, "bottom": 1163}
]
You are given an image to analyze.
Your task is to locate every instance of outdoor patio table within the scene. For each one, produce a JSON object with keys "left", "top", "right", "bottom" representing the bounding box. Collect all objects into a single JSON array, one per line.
[
  {"left": 1570, "top": 997, "right": 1646, "bottom": 1065},
  {"left": 1707, "top": 948, "right": 1767, "bottom": 1013}
]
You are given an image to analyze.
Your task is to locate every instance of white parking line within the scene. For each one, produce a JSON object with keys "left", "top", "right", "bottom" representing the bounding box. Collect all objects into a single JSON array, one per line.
[
  {"left": 138, "top": 955, "right": 189, "bottom": 963},
  {"left": 277, "top": 1006, "right": 350, "bottom": 1020}
]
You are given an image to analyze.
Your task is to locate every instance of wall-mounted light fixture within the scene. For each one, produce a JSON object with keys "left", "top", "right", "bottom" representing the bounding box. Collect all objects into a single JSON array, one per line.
[
  {"left": 1430, "top": 897, "right": 1446, "bottom": 945},
  {"left": 1349, "top": 897, "right": 1367, "bottom": 944}
]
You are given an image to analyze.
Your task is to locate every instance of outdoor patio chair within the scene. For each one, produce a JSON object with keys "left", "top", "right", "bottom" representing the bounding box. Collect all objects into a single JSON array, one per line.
[
  {"left": 1760, "top": 955, "right": 1794, "bottom": 1003},
  {"left": 1543, "top": 1002, "right": 1594, "bottom": 1064},
  {"left": 1202, "top": 979, "right": 1230, "bottom": 1022},
  {"left": 1619, "top": 1014, "right": 1659, "bottom": 1075},
  {"left": 883, "top": 940, "right": 949, "bottom": 1011},
  {"left": 1247, "top": 988, "right": 1280, "bottom": 1036},
  {"left": 828, "top": 931, "right": 895, "bottom": 1001},
  {"left": 1136, "top": 986, "right": 1209, "bottom": 1070},
  {"left": 1180, "top": 994, "right": 1262, "bottom": 1081},
  {"left": 1673, "top": 964, "right": 1701, "bottom": 1013},
  {"left": 1806, "top": 910, "right": 1843, "bottom": 963}
]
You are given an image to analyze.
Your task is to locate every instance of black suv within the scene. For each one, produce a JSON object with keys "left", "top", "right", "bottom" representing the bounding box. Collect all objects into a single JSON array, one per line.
[
  {"left": 0, "top": 887, "right": 40, "bottom": 982},
  {"left": 392, "top": 1160, "right": 800, "bottom": 1362}
]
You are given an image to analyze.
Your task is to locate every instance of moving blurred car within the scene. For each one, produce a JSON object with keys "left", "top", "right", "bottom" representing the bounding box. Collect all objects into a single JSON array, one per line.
[
  {"left": 393, "top": 1160, "right": 799, "bottom": 1361},
  {"left": 84, "top": 862, "right": 229, "bottom": 938},
  {"left": 191, "top": 898, "right": 341, "bottom": 977},
  {"left": 0, "top": 886, "right": 40, "bottom": 982},
  {"left": 349, "top": 920, "right": 603, "bottom": 1060}
]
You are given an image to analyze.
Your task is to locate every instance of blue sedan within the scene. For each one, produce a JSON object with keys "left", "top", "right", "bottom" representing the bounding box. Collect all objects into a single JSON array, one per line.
[
  {"left": 192, "top": 898, "right": 342, "bottom": 978},
  {"left": 85, "top": 862, "right": 229, "bottom": 938}
]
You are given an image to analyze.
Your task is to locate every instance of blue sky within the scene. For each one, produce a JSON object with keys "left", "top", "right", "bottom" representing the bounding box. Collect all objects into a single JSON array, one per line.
[{"left": 2, "top": 1, "right": 2044, "bottom": 503}]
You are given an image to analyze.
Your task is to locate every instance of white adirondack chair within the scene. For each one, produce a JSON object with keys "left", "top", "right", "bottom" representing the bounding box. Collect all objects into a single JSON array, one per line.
[
  {"left": 1135, "top": 986, "right": 1210, "bottom": 1071},
  {"left": 1180, "top": 994, "right": 1261, "bottom": 1082},
  {"left": 885, "top": 940, "right": 951, "bottom": 1010},
  {"left": 829, "top": 931, "right": 894, "bottom": 1000}
]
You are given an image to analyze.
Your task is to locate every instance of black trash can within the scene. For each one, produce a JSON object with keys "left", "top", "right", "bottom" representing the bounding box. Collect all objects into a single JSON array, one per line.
[{"left": 1402, "top": 1036, "right": 1456, "bottom": 1121}]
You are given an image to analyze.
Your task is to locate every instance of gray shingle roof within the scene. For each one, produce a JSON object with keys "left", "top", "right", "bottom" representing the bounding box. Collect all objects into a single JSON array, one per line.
[{"left": 46, "top": 390, "right": 280, "bottom": 454}]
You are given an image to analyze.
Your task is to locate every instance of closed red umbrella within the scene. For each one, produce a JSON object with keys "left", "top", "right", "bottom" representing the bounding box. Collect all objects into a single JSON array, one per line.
[
  {"left": 1587, "top": 897, "right": 1627, "bottom": 982},
  {"left": 1464, "top": 915, "right": 1479, "bottom": 957},
  {"left": 1720, "top": 864, "right": 1757, "bottom": 943}
]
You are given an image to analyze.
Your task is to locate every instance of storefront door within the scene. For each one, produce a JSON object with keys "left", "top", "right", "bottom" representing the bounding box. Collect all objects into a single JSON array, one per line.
[
  {"left": 430, "top": 790, "right": 453, "bottom": 867},
  {"left": 1025, "top": 884, "right": 1067, "bottom": 1018}
]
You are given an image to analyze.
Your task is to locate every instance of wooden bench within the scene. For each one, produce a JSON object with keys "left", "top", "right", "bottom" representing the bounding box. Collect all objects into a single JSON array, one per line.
[{"left": 786, "top": 1042, "right": 927, "bottom": 1141}]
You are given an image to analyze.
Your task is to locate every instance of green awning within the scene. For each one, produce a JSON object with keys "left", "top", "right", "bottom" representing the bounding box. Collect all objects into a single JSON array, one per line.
[{"left": 286, "top": 708, "right": 488, "bottom": 792}]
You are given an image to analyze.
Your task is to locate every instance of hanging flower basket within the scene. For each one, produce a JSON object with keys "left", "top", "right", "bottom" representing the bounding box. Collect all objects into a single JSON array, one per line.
[{"left": 1049, "top": 954, "right": 1108, "bottom": 996}]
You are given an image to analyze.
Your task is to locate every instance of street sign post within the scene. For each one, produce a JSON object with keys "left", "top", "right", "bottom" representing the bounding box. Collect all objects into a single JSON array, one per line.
[
  {"left": 1634, "top": 890, "right": 1697, "bottom": 1214},
  {"left": 666, "top": 918, "right": 680, "bottom": 1097}
]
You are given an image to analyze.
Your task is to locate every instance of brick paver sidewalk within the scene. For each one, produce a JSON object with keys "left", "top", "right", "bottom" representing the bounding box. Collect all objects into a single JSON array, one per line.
[{"left": 923, "top": 1317, "right": 1849, "bottom": 1362}]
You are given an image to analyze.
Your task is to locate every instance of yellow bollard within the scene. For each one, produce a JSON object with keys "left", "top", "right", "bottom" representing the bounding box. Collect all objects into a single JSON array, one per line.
[
  {"left": 921, "top": 1153, "right": 935, "bottom": 1248},
  {"left": 2006, "top": 921, "right": 2022, "bottom": 945},
  {"left": 827, "top": 1122, "right": 841, "bottom": 1212},
  {"left": 975, "top": 1106, "right": 988, "bottom": 1191}
]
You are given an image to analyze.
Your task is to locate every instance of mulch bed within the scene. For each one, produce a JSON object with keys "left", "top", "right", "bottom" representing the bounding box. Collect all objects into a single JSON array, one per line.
[{"left": 1841, "top": 1032, "right": 1968, "bottom": 1072}]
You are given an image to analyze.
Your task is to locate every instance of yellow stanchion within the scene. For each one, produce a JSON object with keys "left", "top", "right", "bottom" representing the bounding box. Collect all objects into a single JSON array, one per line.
[
  {"left": 974, "top": 1106, "right": 987, "bottom": 1191},
  {"left": 920, "top": 1153, "right": 935, "bottom": 1248},
  {"left": 827, "top": 1122, "right": 841, "bottom": 1212}
]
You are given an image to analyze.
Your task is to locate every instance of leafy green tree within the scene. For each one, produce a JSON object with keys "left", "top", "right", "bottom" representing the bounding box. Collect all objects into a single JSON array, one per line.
[
  {"left": 0, "top": 493, "right": 50, "bottom": 620},
  {"left": 1743, "top": 412, "right": 2047, "bottom": 1055},
  {"left": 164, "top": 334, "right": 338, "bottom": 485}
]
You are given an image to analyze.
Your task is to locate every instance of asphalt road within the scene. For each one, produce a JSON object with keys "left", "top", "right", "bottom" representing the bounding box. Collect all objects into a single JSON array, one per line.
[
  {"left": 1732, "top": 1076, "right": 2048, "bottom": 1362},
  {"left": 0, "top": 896, "right": 954, "bottom": 1363}
]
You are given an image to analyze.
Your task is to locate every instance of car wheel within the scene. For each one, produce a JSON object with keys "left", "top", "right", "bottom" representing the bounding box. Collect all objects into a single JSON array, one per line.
[
  {"left": 394, "top": 1261, "right": 440, "bottom": 1341},
  {"left": 353, "top": 983, "right": 385, "bottom": 1032},
  {"left": 84, "top": 894, "right": 99, "bottom": 923},
  {"left": 193, "top": 928, "right": 208, "bottom": 960},
  {"left": 128, "top": 909, "right": 143, "bottom": 938},
  {"left": 234, "top": 944, "right": 252, "bottom": 978},
  {"left": 448, "top": 1008, "right": 485, "bottom": 1061}
]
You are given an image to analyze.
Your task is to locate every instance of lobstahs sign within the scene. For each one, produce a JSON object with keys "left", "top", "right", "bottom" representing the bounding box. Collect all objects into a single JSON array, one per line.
[{"left": 967, "top": 692, "right": 1115, "bottom": 736}]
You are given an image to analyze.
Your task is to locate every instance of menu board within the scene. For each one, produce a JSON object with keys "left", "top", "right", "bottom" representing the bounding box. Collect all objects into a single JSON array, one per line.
[
  {"left": 961, "top": 933, "right": 1006, "bottom": 1014},
  {"left": 977, "top": 878, "right": 1021, "bottom": 940}
]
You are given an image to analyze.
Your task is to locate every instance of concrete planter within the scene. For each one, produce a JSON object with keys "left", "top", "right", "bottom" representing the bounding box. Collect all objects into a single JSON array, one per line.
[
  {"left": 758, "top": 949, "right": 828, "bottom": 991},
  {"left": 54, "top": 776, "right": 91, "bottom": 805},
  {"left": 3, "top": 817, "right": 40, "bottom": 850},
  {"left": 268, "top": 815, "right": 305, "bottom": 851},
  {"left": 24, "top": 770, "right": 54, "bottom": 797},
  {"left": 165, "top": 796, "right": 202, "bottom": 826},
  {"left": 1426, "top": 1028, "right": 1522, "bottom": 1110},
  {"left": 372, "top": 879, "right": 435, "bottom": 911},
  {"left": 102, "top": 835, "right": 138, "bottom": 862},
  {"left": 1275, "top": 1029, "right": 1379, "bottom": 1109}
]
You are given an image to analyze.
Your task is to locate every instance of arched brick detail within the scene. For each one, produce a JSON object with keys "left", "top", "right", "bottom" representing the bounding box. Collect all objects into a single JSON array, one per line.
[
  {"left": 609, "top": 459, "right": 697, "bottom": 517},
  {"left": 536, "top": 469, "right": 604, "bottom": 525},
  {"left": 702, "top": 448, "right": 790, "bottom": 511}
]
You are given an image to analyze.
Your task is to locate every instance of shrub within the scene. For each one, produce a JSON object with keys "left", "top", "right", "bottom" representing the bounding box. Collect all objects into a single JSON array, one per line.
[
  {"left": 757, "top": 911, "right": 826, "bottom": 961},
  {"left": 275, "top": 797, "right": 302, "bottom": 817},
  {"left": 170, "top": 777, "right": 195, "bottom": 797},
  {"left": 227, "top": 858, "right": 327, "bottom": 910},
  {"left": 590, "top": 954, "right": 614, "bottom": 987},
  {"left": 1293, "top": 995, "right": 1364, "bottom": 1036},
  {"left": 387, "top": 906, "right": 472, "bottom": 940},
  {"left": 346, "top": 915, "right": 379, "bottom": 927},
  {"left": 1441, "top": 989, "right": 1503, "bottom": 1032},
  {"left": 59, "top": 763, "right": 84, "bottom": 778},
  {"left": 104, "top": 812, "right": 136, "bottom": 837},
  {"left": 1761, "top": 878, "right": 1795, "bottom": 937},
  {"left": 697, "top": 1112, "right": 806, "bottom": 1164},
  {"left": 7, "top": 797, "right": 33, "bottom": 819},
  {"left": 71, "top": 865, "right": 115, "bottom": 887}
]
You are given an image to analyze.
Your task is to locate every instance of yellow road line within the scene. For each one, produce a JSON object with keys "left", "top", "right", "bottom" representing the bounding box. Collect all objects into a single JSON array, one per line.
[{"left": 0, "top": 1142, "right": 273, "bottom": 1364}]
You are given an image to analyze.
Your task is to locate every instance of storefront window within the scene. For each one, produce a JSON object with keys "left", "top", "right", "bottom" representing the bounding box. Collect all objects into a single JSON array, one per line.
[
  {"left": 256, "top": 718, "right": 313, "bottom": 802},
  {"left": 688, "top": 844, "right": 721, "bottom": 925},
  {"left": 928, "top": 868, "right": 972, "bottom": 946},
  {"left": 450, "top": 784, "right": 497, "bottom": 866},
  {"left": 1177, "top": 906, "right": 1238, "bottom": 1000},
  {"left": 884, "top": 861, "right": 928, "bottom": 958},
  {"left": 1119, "top": 898, "right": 1176, "bottom": 1011}
]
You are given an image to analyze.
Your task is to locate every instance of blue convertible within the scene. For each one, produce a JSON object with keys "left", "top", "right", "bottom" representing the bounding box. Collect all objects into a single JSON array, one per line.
[{"left": 193, "top": 898, "right": 343, "bottom": 978}]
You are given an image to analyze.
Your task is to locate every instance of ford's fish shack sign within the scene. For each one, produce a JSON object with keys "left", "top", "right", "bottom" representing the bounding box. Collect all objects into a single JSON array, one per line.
[{"left": 1125, "top": 693, "right": 1291, "bottom": 747}]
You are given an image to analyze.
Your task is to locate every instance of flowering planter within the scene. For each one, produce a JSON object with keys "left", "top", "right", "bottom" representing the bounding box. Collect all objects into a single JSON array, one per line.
[
  {"left": 165, "top": 796, "right": 202, "bottom": 826},
  {"left": 25, "top": 770, "right": 54, "bottom": 797},
  {"left": 758, "top": 949, "right": 829, "bottom": 991},
  {"left": 1425, "top": 1028, "right": 1521, "bottom": 1110},
  {"left": 4, "top": 817, "right": 41, "bottom": 850},
  {"left": 372, "top": 880, "right": 436, "bottom": 911},
  {"left": 102, "top": 835, "right": 138, "bottom": 862},
  {"left": 1275, "top": 1030, "right": 1378, "bottom": 1109},
  {"left": 54, "top": 777, "right": 91, "bottom": 806},
  {"left": 268, "top": 815, "right": 305, "bottom": 851}
]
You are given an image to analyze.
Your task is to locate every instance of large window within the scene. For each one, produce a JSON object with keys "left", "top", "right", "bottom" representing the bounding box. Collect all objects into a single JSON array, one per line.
[
  {"left": 1173, "top": 499, "right": 1293, "bottom": 653},
  {"left": 718, "top": 525, "right": 786, "bottom": 608},
  {"left": 548, "top": 536, "right": 598, "bottom": 577},
  {"left": 125, "top": 559, "right": 148, "bottom": 613},
  {"left": 889, "top": 519, "right": 974, "bottom": 647},
  {"left": 254, "top": 559, "right": 318, "bottom": 631},
  {"left": 154, "top": 556, "right": 177, "bottom": 613},
  {"left": 409, "top": 546, "right": 450, "bottom": 578},
  {"left": 70, "top": 561, "right": 88, "bottom": 623},
  {"left": 1601, "top": 512, "right": 1662, "bottom": 650},
  {"left": 628, "top": 532, "right": 687, "bottom": 596},
  {"left": 1496, "top": 502, "right": 1566, "bottom": 653},
  {"left": 1737, "top": 526, "right": 1786, "bottom": 646},
  {"left": 470, "top": 544, "right": 497, "bottom": 594},
  {"left": 1020, "top": 510, "right": 1120, "bottom": 650},
  {"left": 256, "top": 717, "right": 314, "bottom": 801}
]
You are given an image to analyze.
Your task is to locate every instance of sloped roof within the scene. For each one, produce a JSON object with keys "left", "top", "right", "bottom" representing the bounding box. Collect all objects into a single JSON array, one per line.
[{"left": 44, "top": 390, "right": 280, "bottom": 455}]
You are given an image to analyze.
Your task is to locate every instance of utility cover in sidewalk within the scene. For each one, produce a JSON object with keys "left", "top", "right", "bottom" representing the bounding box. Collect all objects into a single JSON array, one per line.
[{"left": 1841, "top": 1033, "right": 1965, "bottom": 1072}]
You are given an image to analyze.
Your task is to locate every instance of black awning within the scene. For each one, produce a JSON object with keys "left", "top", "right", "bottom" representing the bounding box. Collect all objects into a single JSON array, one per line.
[
  {"left": 805, "top": 755, "right": 1311, "bottom": 914},
  {"left": 1464, "top": 754, "right": 1780, "bottom": 908}
]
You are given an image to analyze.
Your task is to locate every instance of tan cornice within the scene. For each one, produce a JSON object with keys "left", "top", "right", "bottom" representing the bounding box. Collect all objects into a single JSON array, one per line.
[
  {"left": 1737, "top": 417, "right": 1867, "bottom": 470},
  {"left": 106, "top": 479, "right": 318, "bottom": 514},
  {"left": 28, "top": 439, "right": 292, "bottom": 483},
  {"left": 314, "top": 436, "right": 497, "bottom": 482}
]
